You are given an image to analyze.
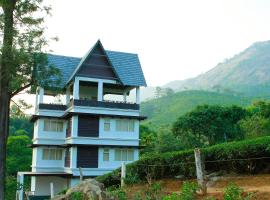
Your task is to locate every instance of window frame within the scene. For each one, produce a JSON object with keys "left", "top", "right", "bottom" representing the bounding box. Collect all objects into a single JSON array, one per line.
[
  {"left": 104, "top": 119, "right": 111, "bottom": 132},
  {"left": 114, "top": 148, "right": 134, "bottom": 161},
  {"left": 116, "top": 119, "right": 135, "bottom": 132},
  {"left": 44, "top": 119, "right": 64, "bottom": 132},
  {"left": 103, "top": 148, "right": 110, "bottom": 161},
  {"left": 42, "top": 148, "right": 63, "bottom": 160}
]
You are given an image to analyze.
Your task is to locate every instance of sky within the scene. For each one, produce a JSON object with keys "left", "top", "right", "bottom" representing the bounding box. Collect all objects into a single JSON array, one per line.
[{"left": 43, "top": 0, "right": 270, "bottom": 87}]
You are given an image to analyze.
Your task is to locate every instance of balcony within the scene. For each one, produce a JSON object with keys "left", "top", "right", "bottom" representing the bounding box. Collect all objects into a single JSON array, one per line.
[
  {"left": 70, "top": 99, "right": 140, "bottom": 110},
  {"left": 37, "top": 99, "right": 139, "bottom": 112}
]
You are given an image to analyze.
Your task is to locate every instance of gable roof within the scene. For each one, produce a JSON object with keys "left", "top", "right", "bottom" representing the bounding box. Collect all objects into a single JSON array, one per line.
[{"left": 47, "top": 40, "right": 147, "bottom": 88}]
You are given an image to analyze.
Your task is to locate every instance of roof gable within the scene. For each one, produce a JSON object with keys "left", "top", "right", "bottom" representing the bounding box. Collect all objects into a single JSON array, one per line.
[
  {"left": 76, "top": 42, "right": 120, "bottom": 81},
  {"left": 46, "top": 40, "right": 147, "bottom": 89}
]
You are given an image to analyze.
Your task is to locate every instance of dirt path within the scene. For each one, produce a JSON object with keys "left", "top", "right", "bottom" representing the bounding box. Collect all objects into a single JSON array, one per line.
[{"left": 125, "top": 174, "right": 270, "bottom": 199}]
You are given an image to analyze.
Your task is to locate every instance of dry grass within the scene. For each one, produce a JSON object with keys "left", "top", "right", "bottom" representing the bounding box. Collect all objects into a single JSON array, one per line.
[{"left": 124, "top": 174, "right": 270, "bottom": 199}]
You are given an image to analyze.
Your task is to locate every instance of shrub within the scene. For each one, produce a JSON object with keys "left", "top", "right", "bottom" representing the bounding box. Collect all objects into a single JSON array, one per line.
[
  {"left": 223, "top": 183, "right": 254, "bottom": 200},
  {"left": 224, "top": 183, "right": 243, "bottom": 200},
  {"left": 70, "top": 191, "right": 84, "bottom": 200},
  {"left": 178, "top": 181, "right": 199, "bottom": 200},
  {"left": 97, "top": 136, "right": 270, "bottom": 187},
  {"left": 106, "top": 187, "right": 127, "bottom": 200}
]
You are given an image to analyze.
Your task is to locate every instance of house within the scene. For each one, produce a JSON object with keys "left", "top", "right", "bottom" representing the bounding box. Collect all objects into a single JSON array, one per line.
[{"left": 16, "top": 40, "right": 147, "bottom": 200}]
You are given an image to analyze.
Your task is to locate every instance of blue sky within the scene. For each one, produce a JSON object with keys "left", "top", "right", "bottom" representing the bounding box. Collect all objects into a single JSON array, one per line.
[{"left": 44, "top": 0, "right": 270, "bottom": 86}]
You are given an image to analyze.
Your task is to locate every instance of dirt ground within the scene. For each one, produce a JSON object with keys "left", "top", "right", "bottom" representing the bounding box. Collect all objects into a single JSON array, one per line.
[{"left": 125, "top": 174, "right": 270, "bottom": 199}]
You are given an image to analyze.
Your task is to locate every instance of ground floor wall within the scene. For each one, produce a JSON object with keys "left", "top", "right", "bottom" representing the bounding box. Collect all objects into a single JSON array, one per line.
[{"left": 31, "top": 176, "right": 68, "bottom": 196}]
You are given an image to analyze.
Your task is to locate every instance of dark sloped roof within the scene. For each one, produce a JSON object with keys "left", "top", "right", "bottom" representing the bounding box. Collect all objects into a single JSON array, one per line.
[
  {"left": 47, "top": 44, "right": 147, "bottom": 88},
  {"left": 47, "top": 54, "right": 81, "bottom": 88},
  {"left": 106, "top": 51, "right": 147, "bottom": 86}
]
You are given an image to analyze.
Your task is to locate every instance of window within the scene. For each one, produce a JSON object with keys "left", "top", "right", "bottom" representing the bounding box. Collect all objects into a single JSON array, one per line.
[
  {"left": 104, "top": 119, "right": 110, "bottom": 132},
  {"left": 44, "top": 119, "right": 64, "bottom": 132},
  {"left": 116, "top": 120, "right": 135, "bottom": 132},
  {"left": 114, "top": 149, "right": 134, "bottom": 161},
  {"left": 103, "top": 149, "right": 110, "bottom": 161},
  {"left": 42, "top": 149, "right": 62, "bottom": 160}
]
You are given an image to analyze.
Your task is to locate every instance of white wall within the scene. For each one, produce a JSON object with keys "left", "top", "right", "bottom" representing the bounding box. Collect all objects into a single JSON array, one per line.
[
  {"left": 31, "top": 176, "right": 68, "bottom": 196},
  {"left": 99, "top": 117, "right": 139, "bottom": 140}
]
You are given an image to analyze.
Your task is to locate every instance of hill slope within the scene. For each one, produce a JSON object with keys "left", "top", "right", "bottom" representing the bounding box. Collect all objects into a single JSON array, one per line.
[
  {"left": 164, "top": 41, "right": 270, "bottom": 97},
  {"left": 141, "top": 90, "right": 253, "bottom": 127}
]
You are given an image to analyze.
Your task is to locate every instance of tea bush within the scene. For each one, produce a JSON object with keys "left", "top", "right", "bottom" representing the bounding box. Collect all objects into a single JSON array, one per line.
[{"left": 97, "top": 136, "right": 270, "bottom": 187}]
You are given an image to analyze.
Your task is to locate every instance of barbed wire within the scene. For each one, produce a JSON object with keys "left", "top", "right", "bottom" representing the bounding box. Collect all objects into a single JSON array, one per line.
[{"left": 134, "top": 156, "right": 270, "bottom": 167}]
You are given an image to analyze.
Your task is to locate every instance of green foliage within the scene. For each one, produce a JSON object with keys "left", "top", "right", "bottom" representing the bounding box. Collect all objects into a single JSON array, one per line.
[
  {"left": 141, "top": 90, "right": 252, "bottom": 129},
  {"left": 141, "top": 127, "right": 185, "bottom": 155},
  {"left": 5, "top": 176, "right": 17, "bottom": 200},
  {"left": 145, "top": 183, "right": 162, "bottom": 200},
  {"left": 98, "top": 136, "right": 270, "bottom": 187},
  {"left": 6, "top": 135, "right": 32, "bottom": 175},
  {"left": 178, "top": 181, "right": 199, "bottom": 200},
  {"left": 240, "top": 101, "right": 270, "bottom": 138},
  {"left": 224, "top": 183, "right": 243, "bottom": 200},
  {"left": 70, "top": 191, "right": 84, "bottom": 200},
  {"left": 173, "top": 105, "right": 247, "bottom": 146},
  {"left": 9, "top": 116, "right": 33, "bottom": 137},
  {"left": 161, "top": 182, "right": 198, "bottom": 200},
  {"left": 106, "top": 187, "right": 127, "bottom": 200}
]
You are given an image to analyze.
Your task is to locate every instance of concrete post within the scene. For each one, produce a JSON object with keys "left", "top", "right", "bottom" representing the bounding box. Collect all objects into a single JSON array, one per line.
[
  {"left": 98, "top": 80, "right": 103, "bottom": 101},
  {"left": 66, "top": 86, "right": 70, "bottom": 105},
  {"left": 73, "top": 78, "right": 80, "bottom": 100},
  {"left": 136, "top": 87, "right": 140, "bottom": 104},
  {"left": 123, "top": 92, "right": 127, "bottom": 102},
  {"left": 37, "top": 87, "right": 44, "bottom": 104},
  {"left": 121, "top": 162, "right": 126, "bottom": 188},
  {"left": 17, "top": 173, "right": 24, "bottom": 200},
  {"left": 194, "top": 148, "right": 207, "bottom": 194},
  {"left": 50, "top": 182, "right": 54, "bottom": 198}
]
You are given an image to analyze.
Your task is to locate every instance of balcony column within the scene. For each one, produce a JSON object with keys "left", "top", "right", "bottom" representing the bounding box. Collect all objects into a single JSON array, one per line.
[
  {"left": 136, "top": 87, "right": 140, "bottom": 104},
  {"left": 123, "top": 92, "right": 127, "bottom": 102},
  {"left": 66, "top": 86, "right": 70, "bottom": 105},
  {"left": 73, "top": 78, "right": 79, "bottom": 100},
  {"left": 37, "top": 87, "right": 44, "bottom": 104},
  {"left": 17, "top": 172, "right": 24, "bottom": 200},
  {"left": 98, "top": 80, "right": 103, "bottom": 101},
  {"left": 35, "top": 87, "right": 39, "bottom": 110}
]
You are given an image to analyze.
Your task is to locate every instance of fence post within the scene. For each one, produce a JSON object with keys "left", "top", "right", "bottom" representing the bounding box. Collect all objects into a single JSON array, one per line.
[
  {"left": 121, "top": 162, "right": 126, "bottom": 188},
  {"left": 194, "top": 148, "right": 207, "bottom": 194},
  {"left": 50, "top": 182, "right": 54, "bottom": 198},
  {"left": 79, "top": 167, "right": 83, "bottom": 181}
]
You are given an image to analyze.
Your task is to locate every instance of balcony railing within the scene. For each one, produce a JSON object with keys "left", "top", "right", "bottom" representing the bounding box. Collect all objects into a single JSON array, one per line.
[
  {"left": 38, "top": 103, "right": 67, "bottom": 111},
  {"left": 71, "top": 99, "right": 140, "bottom": 110},
  {"left": 37, "top": 99, "right": 139, "bottom": 111}
]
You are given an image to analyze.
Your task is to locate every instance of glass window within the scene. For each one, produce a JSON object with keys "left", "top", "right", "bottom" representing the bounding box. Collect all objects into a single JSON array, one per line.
[
  {"left": 103, "top": 149, "right": 110, "bottom": 161},
  {"left": 116, "top": 120, "right": 135, "bottom": 132},
  {"left": 114, "top": 149, "right": 134, "bottom": 161},
  {"left": 104, "top": 119, "right": 110, "bottom": 132},
  {"left": 42, "top": 149, "right": 49, "bottom": 160},
  {"left": 42, "top": 149, "right": 63, "bottom": 160},
  {"left": 44, "top": 119, "right": 64, "bottom": 132},
  {"left": 115, "top": 149, "right": 121, "bottom": 161}
]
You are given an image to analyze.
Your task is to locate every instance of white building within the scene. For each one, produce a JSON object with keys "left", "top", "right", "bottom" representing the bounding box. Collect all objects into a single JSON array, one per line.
[{"left": 17, "top": 40, "right": 147, "bottom": 200}]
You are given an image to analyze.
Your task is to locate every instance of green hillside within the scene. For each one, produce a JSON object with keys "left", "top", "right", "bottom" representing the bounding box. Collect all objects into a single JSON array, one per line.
[
  {"left": 164, "top": 40, "right": 270, "bottom": 98},
  {"left": 141, "top": 90, "right": 254, "bottom": 128}
]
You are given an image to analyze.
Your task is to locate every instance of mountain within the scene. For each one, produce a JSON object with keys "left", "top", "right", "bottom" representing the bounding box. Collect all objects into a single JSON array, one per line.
[
  {"left": 164, "top": 40, "right": 270, "bottom": 97},
  {"left": 141, "top": 90, "right": 254, "bottom": 128}
]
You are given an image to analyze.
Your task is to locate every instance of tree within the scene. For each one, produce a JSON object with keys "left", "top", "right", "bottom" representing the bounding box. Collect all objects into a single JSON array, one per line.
[
  {"left": 239, "top": 101, "right": 270, "bottom": 138},
  {"left": 0, "top": 1, "right": 60, "bottom": 198},
  {"left": 172, "top": 105, "right": 246, "bottom": 146}
]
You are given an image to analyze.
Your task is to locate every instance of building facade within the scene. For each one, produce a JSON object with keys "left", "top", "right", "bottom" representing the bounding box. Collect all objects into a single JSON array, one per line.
[{"left": 17, "top": 40, "right": 146, "bottom": 199}]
